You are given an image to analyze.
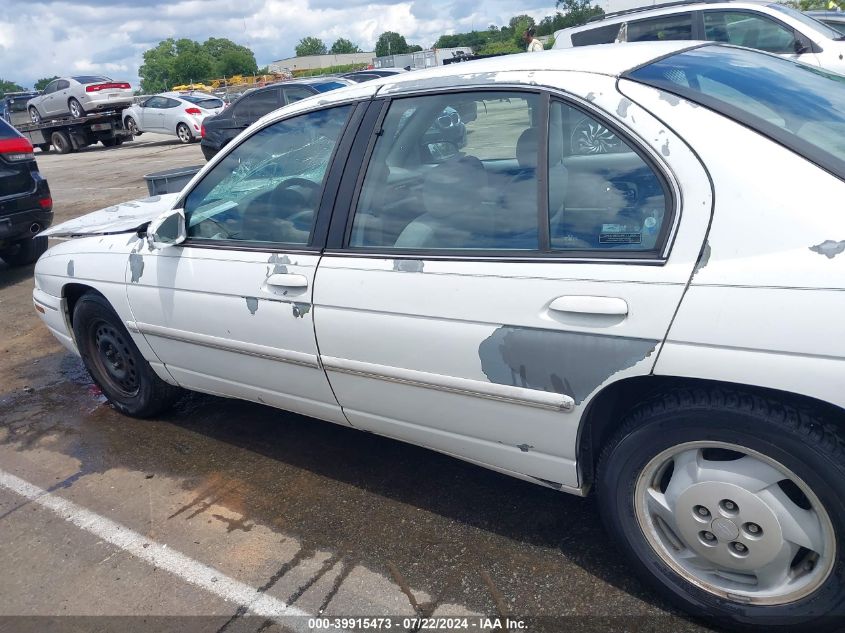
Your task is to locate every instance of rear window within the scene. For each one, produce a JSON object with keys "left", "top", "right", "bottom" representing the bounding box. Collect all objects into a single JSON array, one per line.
[
  {"left": 311, "top": 81, "right": 347, "bottom": 93},
  {"left": 571, "top": 23, "right": 622, "bottom": 46},
  {"left": 72, "top": 76, "right": 110, "bottom": 84},
  {"left": 0, "top": 119, "right": 22, "bottom": 140},
  {"left": 182, "top": 95, "right": 224, "bottom": 109},
  {"left": 627, "top": 44, "right": 845, "bottom": 179}
]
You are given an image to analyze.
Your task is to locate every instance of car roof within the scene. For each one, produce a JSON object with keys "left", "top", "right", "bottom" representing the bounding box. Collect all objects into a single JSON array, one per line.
[{"left": 253, "top": 40, "right": 702, "bottom": 127}]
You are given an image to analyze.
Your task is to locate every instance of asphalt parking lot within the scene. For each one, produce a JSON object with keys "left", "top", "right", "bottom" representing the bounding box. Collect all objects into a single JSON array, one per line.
[{"left": 0, "top": 134, "right": 713, "bottom": 633}]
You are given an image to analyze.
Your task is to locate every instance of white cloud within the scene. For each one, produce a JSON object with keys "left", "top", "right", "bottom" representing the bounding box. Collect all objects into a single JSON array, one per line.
[{"left": 0, "top": 0, "right": 557, "bottom": 88}]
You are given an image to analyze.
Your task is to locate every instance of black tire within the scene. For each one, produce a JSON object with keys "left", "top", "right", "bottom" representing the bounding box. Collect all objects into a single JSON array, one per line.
[
  {"left": 38, "top": 143, "right": 51, "bottom": 153},
  {"left": 114, "top": 136, "right": 125, "bottom": 145},
  {"left": 101, "top": 138, "right": 117, "bottom": 147},
  {"left": 176, "top": 123, "right": 192, "bottom": 144},
  {"left": 597, "top": 388, "right": 845, "bottom": 632},
  {"left": 68, "top": 97, "right": 85, "bottom": 118},
  {"left": 72, "top": 292, "right": 181, "bottom": 418},
  {"left": 125, "top": 116, "right": 140, "bottom": 136},
  {"left": 51, "top": 130, "right": 72, "bottom": 154},
  {"left": 0, "top": 236, "right": 47, "bottom": 266}
]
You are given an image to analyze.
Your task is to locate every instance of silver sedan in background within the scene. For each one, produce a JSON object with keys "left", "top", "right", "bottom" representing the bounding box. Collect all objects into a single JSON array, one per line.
[
  {"left": 123, "top": 92, "right": 224, "bottom": 143},
  {"left": 27, "top": 76, "right": 133, "bottom": 121}
]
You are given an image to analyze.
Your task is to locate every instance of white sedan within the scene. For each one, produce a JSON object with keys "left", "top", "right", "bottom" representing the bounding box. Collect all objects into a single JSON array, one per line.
[
  {"left": 32, "top": 42, "right": 845, "bottom": 629},
  {"left": 123, "top": 92, "right": 224, "bottom": 143}
]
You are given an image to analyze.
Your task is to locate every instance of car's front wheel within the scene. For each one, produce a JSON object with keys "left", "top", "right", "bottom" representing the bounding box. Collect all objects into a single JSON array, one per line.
[
  {"left": 125, "top": 116, "right": 140, "bottom": 136},
  {"left": 73, "top": 292, "right": 181, "bottom": 418},
  {"left": 598, "top": 389, "right": 844, "bottom": 631},
  {"left": 29, "top": 107, "right": 41, "bottom": 123}
]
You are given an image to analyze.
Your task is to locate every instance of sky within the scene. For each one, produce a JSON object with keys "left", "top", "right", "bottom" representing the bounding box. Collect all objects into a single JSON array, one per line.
[{"left": 0, "top": 0, "right": 568, "bottom": 89}]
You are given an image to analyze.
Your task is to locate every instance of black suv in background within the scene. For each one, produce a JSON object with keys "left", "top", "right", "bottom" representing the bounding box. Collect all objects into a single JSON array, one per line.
[
  {"left": 199, "top": 77, "right": 354, "bottom": 160},
  {"left": 1, "top": 91, "right": 40, "bottom": 128},
  {"left": 0, "top": 118, "right": 52, "bottom": 266}
]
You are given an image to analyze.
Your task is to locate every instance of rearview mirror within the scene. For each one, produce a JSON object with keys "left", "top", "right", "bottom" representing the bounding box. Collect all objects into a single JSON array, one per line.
[
  {"left": 147, "top": 208, "right": 186, "bottom": 249},
  {"left": 425, "top": 141, "right": 460, "bottom": 163}
]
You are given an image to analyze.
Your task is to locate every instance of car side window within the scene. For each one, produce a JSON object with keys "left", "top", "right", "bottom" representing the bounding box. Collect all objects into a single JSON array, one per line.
[
  {"left": 145, "top": 97, "right": 166, "bottom": 109},
  {"left": 163, "top": 98, "right": 181, "bottom": 108},
  {"left": 234, "top": 90, "right": 281, "bottom": 121},
  {"left": 44, "top": 82, "right": 58, "bottom": 94},
  {"left": 548, "top": 100, "right": 670, "bottom": 251},
  {"left": 625, "top": 13, "right": 693, "bottom": 42},
  {"left": 183, "top": 105, "right": 351, "bottom": 246},
  {"left": 349, "top": 91, "right": 541, "bottom": 251},
  {"left": 57, "top": 80, "right": 70, "bottom": 90},
  {"left": 704, "top": 11, "right": 796, "bottom": 53},
  {"left": 571, "top": 23, "right": 624, "bottom": 46},
  {"left": 284, "top": 86, "right": 315, "bottom": 104}
]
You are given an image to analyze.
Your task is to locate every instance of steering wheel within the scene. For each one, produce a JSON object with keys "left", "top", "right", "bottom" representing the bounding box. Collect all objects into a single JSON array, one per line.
[{"left": 275, "top": 177, "right": 321, "bottom": 204}]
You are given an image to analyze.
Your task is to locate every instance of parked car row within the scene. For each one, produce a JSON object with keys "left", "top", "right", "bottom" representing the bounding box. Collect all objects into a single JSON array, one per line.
[{"left": 32, "top": 42, "right": 845, "bottom": 631}]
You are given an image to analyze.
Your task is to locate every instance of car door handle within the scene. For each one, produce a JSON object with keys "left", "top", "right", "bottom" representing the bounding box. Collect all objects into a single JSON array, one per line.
[
  {"left": 266, "top": 273, "right": 308, "bottom": 288},
  {"left": 549, "top": 296, "right": 629, "bottom": 316}
]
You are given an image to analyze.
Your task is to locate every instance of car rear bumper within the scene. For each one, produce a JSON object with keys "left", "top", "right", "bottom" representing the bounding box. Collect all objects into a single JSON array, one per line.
[
  {"left": 0, "top": 207, "right": 53, "bottom": 247},
  {"left": 81, "top": 92, "right": 133, "bottom": 111},
  {"left": 200, "top": 141, "right": 219, "bottom": 161}
]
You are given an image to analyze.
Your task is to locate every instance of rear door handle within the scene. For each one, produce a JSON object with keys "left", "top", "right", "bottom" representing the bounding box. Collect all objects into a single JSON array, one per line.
[
  {"left": 266, "top": 273, "right": 308, "bottom": 289},
  {"left": 549, "top": 295, "right": 628, "bottom": 316}
]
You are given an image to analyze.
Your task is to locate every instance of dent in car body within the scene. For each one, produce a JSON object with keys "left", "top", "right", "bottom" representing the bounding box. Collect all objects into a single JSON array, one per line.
[{"left": 478, "top": 326, "right": 657, "bottom": 405}]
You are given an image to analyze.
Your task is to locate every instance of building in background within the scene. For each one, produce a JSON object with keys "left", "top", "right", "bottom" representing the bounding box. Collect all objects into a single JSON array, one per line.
[
  {"left": 269, "top": 52, "right": 375, "bottom": 74},
  {"left": 374, "top": 47, "right": 473, "bottom": 70}
]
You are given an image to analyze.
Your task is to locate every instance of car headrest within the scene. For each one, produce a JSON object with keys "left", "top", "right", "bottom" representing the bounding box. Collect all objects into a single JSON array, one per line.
[
  {"left": 516, "top": 128, "right": 539, "bottom": 170},
  {"left": 423, "top": 156, "right": 487, "bottom": 218}
]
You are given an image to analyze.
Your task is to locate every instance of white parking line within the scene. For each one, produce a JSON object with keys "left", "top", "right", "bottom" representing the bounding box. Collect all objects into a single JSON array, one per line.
[{"left": 0, "top": 469, "right": 315, "bottom": 627}]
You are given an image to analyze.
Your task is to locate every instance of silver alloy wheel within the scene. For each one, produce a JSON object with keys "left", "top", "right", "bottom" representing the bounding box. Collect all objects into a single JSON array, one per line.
[
  {"left": 29, "top": 107, "right": 41, "bottom": 123},
  {"left": 177, "top": 123, "right": 191, "bottom": 143},
  {"left": 635, "top": 441, "right": 835, "bottom": 605},
  {"left": 69, "top": 99, "right": 83, "bottom": 118},
  {"left": 125, "top": 117, "right": 138, "bottom": 134}
]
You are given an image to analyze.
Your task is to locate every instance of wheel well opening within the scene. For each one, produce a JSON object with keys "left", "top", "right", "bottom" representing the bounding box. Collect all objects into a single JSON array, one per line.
[
  {"left": 578, "top": 376, "right": 845, "bottom": 491},
  {"left": 63, "top": 283, "right": 103, "bottom": 328}
]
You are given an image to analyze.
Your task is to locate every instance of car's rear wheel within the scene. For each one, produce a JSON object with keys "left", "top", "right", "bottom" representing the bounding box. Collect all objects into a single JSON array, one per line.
[
  {"left": 101, "top": 138, "right": 117, "bottom": 147},
  {"left": 0, "top": 236, "right": 47, "bottom": 266},
  {"left": 37, "top": 143, "right": 50, "bottom": 153},
  {"left": 68, "top": 98, "right": 85, "bottom": 119},
  {"left": 29, "top": 107, "right": 41, "bottom": 123},
  {"left": 72, "top": 292, "right": 181, "bottom": 418},
  {"left": 598, "top": 388, "right": 845, "bottom": 631},
  {"left": 176, "top": 123, "right": 192, "bottom": 144},
  {"left": 50, "top": 131, "right": 72, "bottom": 154}
]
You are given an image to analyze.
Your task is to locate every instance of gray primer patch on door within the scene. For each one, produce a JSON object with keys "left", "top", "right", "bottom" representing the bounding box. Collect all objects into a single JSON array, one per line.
[
  {"left": 268, "top": 253, "right": 290, "bottom": 275},
  {"left": 809, "top": 240, "right": 845, "bottom": 259},
  {"left": 393, "top": 259, "right": 424, "bottom": 273},
  {"left": 66, "top": 260, "right": 74, "bottom": 277},
  {"left": 478, "top": 326, "right": 658, "bottom": 405},
  {"left": 616, "top": 98, "right": 632, "bottom": 118},
  {"left": 128, "top": 253, "right": 144, "bottom": 283},
  {"left": 292, "top": 302, "right": 311, "bottom": 318},
  {"left": 245, "top": 297, "right": 259, "bottom": 315}
]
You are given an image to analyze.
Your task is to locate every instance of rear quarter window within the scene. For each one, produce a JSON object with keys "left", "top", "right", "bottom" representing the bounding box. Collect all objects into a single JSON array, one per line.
[{"left": 571, "top": 23, "right": 623, "bottom": 46}]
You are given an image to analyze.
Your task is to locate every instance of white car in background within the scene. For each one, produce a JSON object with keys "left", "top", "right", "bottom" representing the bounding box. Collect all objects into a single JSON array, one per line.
[
  {"left": 27, "top": 76, "right": 133, "bottom": 122},
  {"left": 32, "top": 43, "right": 845, "bottom": 630},
  {"left": 123, "top": 92, "right": 224, "bottom": 144}
]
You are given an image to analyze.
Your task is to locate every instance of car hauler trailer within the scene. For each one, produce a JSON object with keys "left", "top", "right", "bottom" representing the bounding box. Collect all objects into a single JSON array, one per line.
[{"left": 15, "top": 109, "right": 132, "bottom": 154}]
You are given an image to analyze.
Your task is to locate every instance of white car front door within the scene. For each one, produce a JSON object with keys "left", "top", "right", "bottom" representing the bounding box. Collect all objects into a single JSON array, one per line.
[
  {"left": 314, "top": 85, "right": 712, "bottom": 489},
  {"left": 126, "top": 103, "right": 357, "bottom": 423}
]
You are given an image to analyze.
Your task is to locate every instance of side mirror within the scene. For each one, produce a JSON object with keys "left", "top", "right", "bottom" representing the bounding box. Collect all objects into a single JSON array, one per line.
[{"left": 147, "top": 208, "right": 186, "bottom": 249}]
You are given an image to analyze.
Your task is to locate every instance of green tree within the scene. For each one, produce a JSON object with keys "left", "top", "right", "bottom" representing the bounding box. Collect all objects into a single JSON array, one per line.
[
  {"left": 375, "top": 31, "right": 409, "bottom": 57},
  {"left": 296, "top": 36, "right": 328, "bottom": 56},
  {"left": 172, "top": 49, "right": 214, "bottom": 84},
  {"left": 139, "top": 38, "right": 178, "bottom": 92},
  {"left": 202, "top": 37, "right": 258, "bottom": 76},
  {"left": 408, "top": 44, "right": 423, "bottom": 52},
  {"left": 330, "top": 38, "right": 361, "bottom": 54},
  {"left": 477, "top": 40, "right": 522, "bottom": 55},
  {"left": 509, "top": 14, "right": 536, "bottom": 30},
  {"left": 555, "top": 0, "right": 604, "bottom": 27},
  {"left": 0, "top": 79, "right": 24, "bottom": 99},
  {"left": 34, "top": 76, "right": 59, "bottom": 91}
]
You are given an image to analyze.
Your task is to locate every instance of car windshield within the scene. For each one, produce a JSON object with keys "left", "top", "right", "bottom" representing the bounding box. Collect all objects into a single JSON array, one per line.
[
  {"left": 72, "top": 75, "right": 111, "bottom": 84},
  {"left": 627, "top": 44, "right": 845, "bottom": 179},
  {"left": 181, "top": 95, "right": 223, "bottom": 109},
  {"left": 767, "top": 3, "right": 845, "bottom": 39},
  {"left": 311, "top": 81, "right": 347, "bottom": 93}
]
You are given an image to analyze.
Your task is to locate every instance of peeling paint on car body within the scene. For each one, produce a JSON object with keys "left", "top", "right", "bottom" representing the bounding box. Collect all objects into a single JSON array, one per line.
[
  {"left": 478, "top": 326, "right": 657, "bottom": 405},
  {"left": 66, "top": 260, "right": 74, "bottom": 277},
  {"left": 292, "top": 303, "right": 311, "bottom": 318},
  {"left": 809, "top": 240, "right": 845, "bottom": 259},
  {"left": 245, "top": 297, "right": 259, "bottom": 315},
  {"left": 392, "top": 259, "right": 424, "bottom": 273},
  {"left": 128, "top": 253, "right": 144, "bottom": 283},
  {"left": 616, "top": 98, "right": 632, "bottom": 117}
]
